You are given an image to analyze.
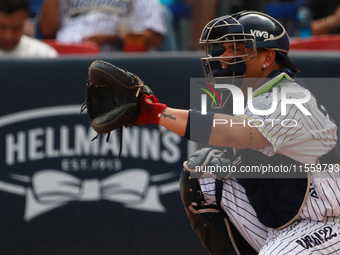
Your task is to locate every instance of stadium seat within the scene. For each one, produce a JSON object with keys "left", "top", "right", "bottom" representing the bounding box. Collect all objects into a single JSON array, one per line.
[
  {"left": 290, "top": 35, "right": 340, "bottom": 50},
  {"left": 42, "top": 40, "right": 100, "bottom": 55}
]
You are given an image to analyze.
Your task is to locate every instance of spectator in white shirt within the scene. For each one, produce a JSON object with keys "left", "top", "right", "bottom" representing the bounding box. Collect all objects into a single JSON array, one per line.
[
  {"left": 39, "top": 0, "right": 168, "bottom": 53},
  {"left": 0, "top": 0, "right": 58, "bottom": 58}
]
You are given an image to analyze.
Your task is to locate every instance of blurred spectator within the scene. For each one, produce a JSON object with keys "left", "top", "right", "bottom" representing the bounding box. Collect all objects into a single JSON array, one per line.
[
  {"left": 39, "top": 0, "right": 170, "bottom": 52},
  {"left": 158, "top": 1, "right": 177, "bottom": 51},
  {"left": 306, "top": 0, "right": 340, "bottom": 35},
  {"left": 0, "top": 0, "right": 58, "bottom": 58},
  {"left": 185, "top": 0, "right": 218, "bottom": 50},
  {"left": 185, "top": 0, "right": 261, "bottom": 50}
]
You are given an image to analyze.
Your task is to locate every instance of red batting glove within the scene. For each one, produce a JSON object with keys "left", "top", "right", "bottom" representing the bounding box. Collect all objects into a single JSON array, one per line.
[{"left": 134, "top": 93, "right": 168, "bottom": 125}]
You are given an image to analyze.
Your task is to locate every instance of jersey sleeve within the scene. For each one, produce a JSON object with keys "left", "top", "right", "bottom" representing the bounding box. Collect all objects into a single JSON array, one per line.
[{"left": 239, "top": 82, "right": 337, "bottom": 163}]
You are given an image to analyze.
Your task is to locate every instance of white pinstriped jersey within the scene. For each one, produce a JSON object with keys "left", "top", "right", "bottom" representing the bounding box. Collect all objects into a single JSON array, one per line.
[
  {"left": 199, "top": 72, "right": 340, "bottom": 254},
  {"left": 241, "top": 73, "right": 337, "bottom": 164},
  {"left": 298, "top": 171, "right": 340, "bottom": 222},
  {"left": 56, "top": 0, "right": 167, "bottom": 51}
]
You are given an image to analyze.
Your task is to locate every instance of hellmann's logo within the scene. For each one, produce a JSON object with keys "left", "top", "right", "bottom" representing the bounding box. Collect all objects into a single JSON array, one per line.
[
  {"left": 0, "top": 105, "right": 181, "bottom": 221},
  {"left": 250, "top": 29, "right": 275, "bottom": 39}
]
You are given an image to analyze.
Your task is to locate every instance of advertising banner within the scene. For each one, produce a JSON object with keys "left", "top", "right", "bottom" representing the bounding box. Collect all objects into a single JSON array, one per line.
[{"left": 0, "top": 58, "right": 205, "bottom": 255}]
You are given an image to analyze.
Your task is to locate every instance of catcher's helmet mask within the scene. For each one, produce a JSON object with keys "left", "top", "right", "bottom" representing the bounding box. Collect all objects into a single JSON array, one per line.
[{"left": 200, "top": 10, "right": 299, "bottom": 83}]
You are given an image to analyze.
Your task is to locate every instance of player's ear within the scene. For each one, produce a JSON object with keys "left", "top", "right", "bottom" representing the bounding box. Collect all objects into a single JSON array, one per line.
[{"left": 262, "top": 50, "right": 276, "bottom": 70}]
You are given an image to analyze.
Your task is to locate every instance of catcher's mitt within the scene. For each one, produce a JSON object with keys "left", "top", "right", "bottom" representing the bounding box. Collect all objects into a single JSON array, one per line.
[{"left": 81, "top": 60, "right": 151, "bottom": 155}]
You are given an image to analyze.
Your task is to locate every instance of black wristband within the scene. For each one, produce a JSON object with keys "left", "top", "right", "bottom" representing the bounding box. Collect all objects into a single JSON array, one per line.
[{"left": 184, "top": 109, "right": 215, "bottom": 144}]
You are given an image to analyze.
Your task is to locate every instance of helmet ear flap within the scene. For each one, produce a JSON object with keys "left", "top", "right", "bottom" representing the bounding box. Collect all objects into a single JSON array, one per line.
[
  {"left": 236, "top": 11, "right": 299, "bottom": 73},
  {"left": 236, "top": 11, "right": 291, "bottom": 52}
]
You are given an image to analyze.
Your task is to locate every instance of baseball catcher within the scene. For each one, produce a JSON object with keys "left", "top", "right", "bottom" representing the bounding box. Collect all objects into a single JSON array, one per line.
[{"left": 83, "top": 11, "right": 340, "bottom": 255}]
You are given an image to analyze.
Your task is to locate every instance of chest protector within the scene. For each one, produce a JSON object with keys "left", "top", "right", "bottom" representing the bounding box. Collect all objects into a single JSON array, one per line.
[{"left": 228, "top": 148, "right": 310, "bottom": 230}]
